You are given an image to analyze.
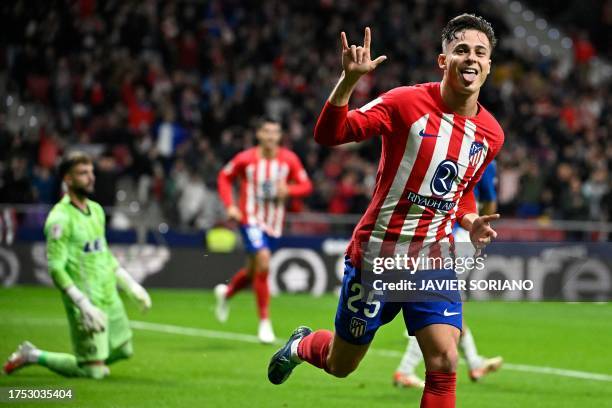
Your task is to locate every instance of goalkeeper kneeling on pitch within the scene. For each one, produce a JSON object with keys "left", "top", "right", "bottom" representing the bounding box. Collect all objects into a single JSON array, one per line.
[{"left": 3, "top": 151, "right": 152, "bottom": 379}]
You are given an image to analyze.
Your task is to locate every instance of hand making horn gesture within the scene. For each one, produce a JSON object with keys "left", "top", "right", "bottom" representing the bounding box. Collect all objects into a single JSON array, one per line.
[{"left": 341, "top": 27, "right": 387, "bottom": 81}]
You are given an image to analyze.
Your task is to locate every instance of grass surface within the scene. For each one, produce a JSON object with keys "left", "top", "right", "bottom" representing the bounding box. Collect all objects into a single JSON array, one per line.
[{"left": 1, "top": 286, "right": 611, "bottom": 407}]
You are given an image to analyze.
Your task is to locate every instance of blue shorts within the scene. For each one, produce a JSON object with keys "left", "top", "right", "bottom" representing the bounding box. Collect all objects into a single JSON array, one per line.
[
  {"left": 335, "top": 258, "right": 462, "bottom": 345},
  {"left": 239, "top": 225, "right": 279, "bottom": 254}
]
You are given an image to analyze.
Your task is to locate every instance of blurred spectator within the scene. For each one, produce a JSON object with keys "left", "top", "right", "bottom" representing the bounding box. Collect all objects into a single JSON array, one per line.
[
  {"left": 154, "top": 107, "right": 189, "bottom": 173},
  {"left": 329, "top": 172, "right": 360, "bottom": 214},
  {"left": 32, "top": 166, "right": 57, "bottom": 204},
  {"left": 582, "top": 168, "right": 609, "bottom": 221},
  {"left": 176, "top": 167, "right": 205, "bottom": 227},
  {"left": 517, "top": 162, "right": 544, "bottom": 218},
  {"left": 93, "top": 153, "right": 119, "bottom": 208},
  {"left": 1, "top": 157, "right": 34, "bottom": 203}
]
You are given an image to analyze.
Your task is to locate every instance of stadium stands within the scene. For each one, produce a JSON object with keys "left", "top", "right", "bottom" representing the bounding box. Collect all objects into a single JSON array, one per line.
[{"left": 1, "top": 0, "right": 610, "bottom": 229}]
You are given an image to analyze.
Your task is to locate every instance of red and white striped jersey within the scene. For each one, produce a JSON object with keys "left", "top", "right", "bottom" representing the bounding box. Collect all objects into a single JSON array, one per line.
[
  {"left": 314, "top": 82, "right": 504, "bottom": 266},
  {"left": 218, "top": 147, "right": 312, "bottom": 237}
]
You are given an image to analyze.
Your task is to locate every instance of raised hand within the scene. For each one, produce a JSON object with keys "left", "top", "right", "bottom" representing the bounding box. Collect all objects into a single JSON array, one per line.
[
  {"left": 469, "top": 213, "right": 500, "bottom": 256},
  {"left": 341, "top": 27, "right": 387, "bottom": 81}
]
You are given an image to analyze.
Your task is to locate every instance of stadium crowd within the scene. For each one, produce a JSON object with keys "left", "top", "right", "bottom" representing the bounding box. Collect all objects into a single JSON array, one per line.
[{"left": 1, "top": 0, "right": 610, "bottom": 229}]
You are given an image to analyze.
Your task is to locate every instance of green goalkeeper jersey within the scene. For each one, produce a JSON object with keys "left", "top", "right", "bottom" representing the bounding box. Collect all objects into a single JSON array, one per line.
[{"left": 44, "top": 195, "right": 119, "bottom": 307}]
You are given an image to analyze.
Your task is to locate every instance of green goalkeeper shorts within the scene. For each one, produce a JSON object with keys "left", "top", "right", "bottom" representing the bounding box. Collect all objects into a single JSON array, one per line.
[{"left": 63, "top": 291, "right": 132, "bottom": 363}]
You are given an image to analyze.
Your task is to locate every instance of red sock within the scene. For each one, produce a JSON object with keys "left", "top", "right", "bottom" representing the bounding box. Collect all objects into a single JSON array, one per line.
[
  {"left": 420, "top": 371, "right": 456, "bottom": 408},
  {"left": 226, "top": 268, "right": 250, "bottom": 299},
  {"left": 297, "top": 330, "right": 333, "bottom": 371},
  {"left": 253, "top": 271, "right": 270, "bottom": 319}
]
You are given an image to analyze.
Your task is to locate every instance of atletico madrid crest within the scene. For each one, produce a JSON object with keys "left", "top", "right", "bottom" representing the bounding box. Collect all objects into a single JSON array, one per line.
[
  {"left": 469, "top": 142, "right": 486, "bottom": 167},
  {"left": 350, "top": 317, "right": 367, "bottom": 338}
]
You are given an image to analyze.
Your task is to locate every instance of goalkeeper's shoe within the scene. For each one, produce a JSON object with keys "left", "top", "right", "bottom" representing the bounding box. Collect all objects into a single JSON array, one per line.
[
  {"left": 214, "top": 284, "right": 229, "bottom": 323},
  {"left": 469, "top": 356, "right": 503, "bottom": 382},
  {"left": 268, "top": 326, "right": 312, "bottom": 385},
  {"left": 393, "top": 372, "right": 425, "bottom": 389},
  {"left": 3, "top": 341, "right": 38, "bottom": 375}
]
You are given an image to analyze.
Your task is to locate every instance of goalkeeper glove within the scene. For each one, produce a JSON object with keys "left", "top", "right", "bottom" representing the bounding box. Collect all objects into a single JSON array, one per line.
[
  {"left": 116, "top": 267, "right": 152, "bottom": 312},
  {"left": 65, "top": 285, "right": 107, "bottom": 333}
]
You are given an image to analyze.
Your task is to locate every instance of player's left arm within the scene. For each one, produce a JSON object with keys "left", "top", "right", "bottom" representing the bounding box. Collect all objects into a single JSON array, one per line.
[
  {"left": 280, "top": 153, "right": 313, "bottom": 199},
  {"left": 457, "top": 142, "right": 503, "bottom": 250},
  {"left": 115, "top": 266, "right": 152, "bottom": 312},
  {"left": 97, "top": 204, "right": 152, "bottom": 311}
]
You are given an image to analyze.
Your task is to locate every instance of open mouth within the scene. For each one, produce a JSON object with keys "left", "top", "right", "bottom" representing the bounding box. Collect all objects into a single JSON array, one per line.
[{"left": 460, "top": 67, "right": 478, "bottom": 83}]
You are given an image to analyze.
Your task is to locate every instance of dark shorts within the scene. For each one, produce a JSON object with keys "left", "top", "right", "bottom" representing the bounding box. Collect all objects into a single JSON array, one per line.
[
  {"left": 239, "top": 225, "right": 279, "bottom": 254},
  {"left": 334, "top": 258, "right": 462, "bottom": 345}
]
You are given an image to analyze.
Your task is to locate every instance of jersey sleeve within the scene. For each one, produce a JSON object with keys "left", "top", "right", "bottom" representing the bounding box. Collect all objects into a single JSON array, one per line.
[
  {"left": 314, "top": 87, "right": 403, "bottom": 146},
  {"left": 286, "top": 153, "right": 313, "bottom": 197},
  {"left": 456, "top": 140, "right": 503, "bottom": 224},
  {"left": 44, "top": 208, "right": 73, "bottom": 290},
  {"left": 217, "top": 152, "right": 247, "bottom": 207}
]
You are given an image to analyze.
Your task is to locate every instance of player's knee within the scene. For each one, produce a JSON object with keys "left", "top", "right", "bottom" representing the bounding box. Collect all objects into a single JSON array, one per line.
[
  {"left": 425, "top": 346, "right": 458, "bottom": 373},
  {"left": 325, "top": 361, "right": 359, "bottom": 378},
  {"left": 82, "top": 363, "right": 110, "bottom": 379},
  {"left": 255, "top": 250, "right": 270, "bottom": 272}
]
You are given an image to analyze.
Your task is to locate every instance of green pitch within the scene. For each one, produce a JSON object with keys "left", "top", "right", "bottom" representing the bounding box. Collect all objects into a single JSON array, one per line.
[{"left": 1, "top": 286, "right": 611, "bottom": 407}]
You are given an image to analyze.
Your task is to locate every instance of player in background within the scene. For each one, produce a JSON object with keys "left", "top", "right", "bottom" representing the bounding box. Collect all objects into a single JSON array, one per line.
[
  {"left": 3, "top": 151, "right": 151, "bottom": 379},
  {"left": 215, "top": 118, "right": 312, "bottom": 343},
  {"left": 394, "top": 161, "right": 503, "bottom": 389},
  {"left": 268, "top": 15, "right": 504, "bottom": 408}
]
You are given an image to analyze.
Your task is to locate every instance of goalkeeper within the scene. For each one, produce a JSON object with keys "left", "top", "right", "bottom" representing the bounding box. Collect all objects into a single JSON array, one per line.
[{"left": 3, "top": 151, "right": 151, "bottom": 379}]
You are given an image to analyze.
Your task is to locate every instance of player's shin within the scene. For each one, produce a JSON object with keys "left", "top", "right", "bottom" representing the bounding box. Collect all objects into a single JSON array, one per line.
[
  {"left": 225, "top": 268, "right": 250, "bottom": 299},
  {"left": 38, "top": 352, "right": 108, "bottom": 379},
  {"left": 296, "top": 330, "right": 333, "bottom": 371},
  {"left": 394, "top": 336, "right": 426, "bottom": 388},
  {"left": 420, "top": 371, "right": 456, "bottom": 408},
  {"left": 254, "top": 271, "right": 275, "bottom": 343},
  {"left": 398, "top": 336, "right": 424, "bottom": 375},
  {"left": 459, "top": 327, "right": 483, "bottom": 370},
  {"left": 253, "top": 271, "right": 270, "bottom": 320}
]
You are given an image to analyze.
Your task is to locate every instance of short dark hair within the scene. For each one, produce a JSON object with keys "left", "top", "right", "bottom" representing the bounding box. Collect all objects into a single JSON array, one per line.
[
  {"left": 441, "top": 13, "right": 497, "bottom": 52},
  {"left": 255, "top": 116, "right": 280, "bottom": 131},
  {"left": 58, "top": 151, "right": 92, "bottom": 179}
]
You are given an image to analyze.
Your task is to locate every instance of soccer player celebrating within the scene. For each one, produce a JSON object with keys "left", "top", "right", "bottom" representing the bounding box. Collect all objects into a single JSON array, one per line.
[
  {"left": 268, "top": 14, "right": 504, "bottom": 408},
  {"left": 394, "top": 161, "right": 503, "bottom": 389},
  {"left": 3, "top": 152, "right": 151, "bottom": 379},
  {"left": 215, "top": 118, "right": 312, "bottom": 343}
]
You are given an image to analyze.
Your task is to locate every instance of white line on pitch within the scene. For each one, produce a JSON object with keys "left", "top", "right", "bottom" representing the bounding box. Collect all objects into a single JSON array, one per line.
[
  {"left": 130, "top": 320, "right": 261, "bottom": 343},
  {"left": 7, "top": 317, "right": 612, "bottom": 383}
]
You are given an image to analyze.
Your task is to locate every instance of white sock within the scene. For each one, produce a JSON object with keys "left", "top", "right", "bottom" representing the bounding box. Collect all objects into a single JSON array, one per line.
[
  {"left": 290, "top": 339, "right": 302, "bottom": 363},
  {"left": 460, "top": 327, "right": 484, "bottom": 369},
  {"left": 29, "top": 348, "right": 42, "bottom": 363},
  {"left": 397, "top": 336, "right": 423, "bottom": 375}
]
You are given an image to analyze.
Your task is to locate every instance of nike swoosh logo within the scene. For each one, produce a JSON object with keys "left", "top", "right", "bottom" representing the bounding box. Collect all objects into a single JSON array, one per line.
[
  {"left": 419, "top": 129, "right": 441, "bottom": 138},
  {"left": 443, "top": 309, "right": 460, "bottom": 317}
]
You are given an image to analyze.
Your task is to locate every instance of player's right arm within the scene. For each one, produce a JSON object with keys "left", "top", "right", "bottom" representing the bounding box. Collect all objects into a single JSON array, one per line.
[
  {"left": 217, "top": 152, "right": 247, "bottom": 222},
  {"left": 314, "top": 27, "right": 389, "bottom": 147},
  {"left": 45, "top": 210, "right": 74, "bottom": 291},
  {"left": 45, "top": 209, "right": 106, "bottom": 333}
]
